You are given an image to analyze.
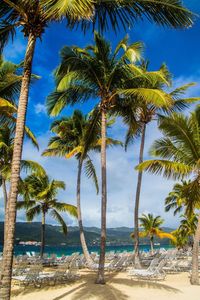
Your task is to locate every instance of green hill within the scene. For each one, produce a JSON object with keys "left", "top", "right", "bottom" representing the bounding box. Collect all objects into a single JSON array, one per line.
[{"left": 0, "top": 222, "right": 174, "bottom": 246}]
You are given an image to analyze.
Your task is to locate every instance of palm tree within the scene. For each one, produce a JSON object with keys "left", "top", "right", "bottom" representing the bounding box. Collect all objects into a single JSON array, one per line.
[
  {"left": 172, "top": 214, "right": 198, "bottom": 249},
  {"left": 0, "top": 0, "right": 194, "bottom": 294},
  {"left": 46, "top": 31, "right": 196, "bottom": 282},
  {"left": 0, "top": 56, "right": 22, "bottom": 124},
  {"left": 0, "top": 125, "right": 44, "bottom": 210},
  {"left": 43, "top": 109, "right": 121, "bottom": 265},
  {"left": 136, "top": 107, "right": 200, "bottom": 284},
  {"left": 46, "top": 33, "right": 149, "bottom": 283},
  {"left": 118, "top": 62, "right": 200, "bottom": 267},
  {"left": 17, "top": 173, "right": 77, "bottom": 257},
  {"left": 0, "top": 125, "right": 44, "bottom": 263},
  {"left": 165, "top": 180, "right": 200, "bottom": 217},
  {"left": 0, "top": 56, "right": 22, "bottom": 101},
  {"left": 131, "top": 213, "right": 174, "bottom": 253}
]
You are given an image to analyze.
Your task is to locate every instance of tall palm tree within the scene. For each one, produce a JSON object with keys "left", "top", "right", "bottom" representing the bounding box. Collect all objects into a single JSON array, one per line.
[
  {"left": 46, "top": 33, "right": 149, "bottom": 283},
  {"left": 118, "top": 62, "right": 200, "bottom": 267},
  {"left": 0, "top": 0, "right": 194, "bottom": 295},
  {"left": 42, "top": 109, "right": 121, "bottom": 265},
  {"left": 132, "top": 213, "right": 174, "bottom": 252},
  {"left": 17, "top": 173, "right": 77, "bottom": 257},
  {"left": 46, "top": 31, "right": 195, "bottom": 282},
  {"left": 136, "top": 107, "right": 200, "bottom": 284}
]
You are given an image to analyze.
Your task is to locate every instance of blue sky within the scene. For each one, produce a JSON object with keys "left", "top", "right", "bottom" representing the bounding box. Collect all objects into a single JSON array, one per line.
[{"left": 1, "top": 0, "right": 200, "bottom": 228}]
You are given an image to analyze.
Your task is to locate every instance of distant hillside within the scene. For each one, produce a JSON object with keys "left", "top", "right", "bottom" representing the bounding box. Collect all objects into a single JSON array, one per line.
[{"left": 0, "top": 222, "right": 174, "bottom": 246}]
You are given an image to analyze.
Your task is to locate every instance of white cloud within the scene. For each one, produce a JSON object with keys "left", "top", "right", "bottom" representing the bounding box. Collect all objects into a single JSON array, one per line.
[
  {"left": 34, "top": 103, "right": 47, "bottom": 115},
  {"left": 7, "top": 117, "right": 179, "bottom": 229},
  {"left": 1, "top": 74, "right": 199, "bottom": 229}
]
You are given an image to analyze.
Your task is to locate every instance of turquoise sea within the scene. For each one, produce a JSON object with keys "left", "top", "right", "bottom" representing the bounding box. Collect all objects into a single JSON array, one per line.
[{"left": 0, "top": 244, "right": 173, "bottom": 257}]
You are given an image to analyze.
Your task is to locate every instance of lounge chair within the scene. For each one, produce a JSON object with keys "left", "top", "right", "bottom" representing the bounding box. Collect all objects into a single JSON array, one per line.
[
  {"left": 12, "top": 267, "right": 42, "bottom": 287},
  {"left": 128, "top": 259, "right": 167, "bottom": 281}
]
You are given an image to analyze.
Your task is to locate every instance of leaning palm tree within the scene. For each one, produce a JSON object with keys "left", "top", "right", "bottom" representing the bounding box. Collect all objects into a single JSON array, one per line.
[
  {"left": 0, "top": 1, "right": 193, "bottom": 294},
  {"left": 136, "top": 107, "right": 200, "bottom": 285},
  {"left": 131, "top": 213, "right": 174, "bottom": 253},
  {"left": 118, "top": 62, "right": 200, "bottom": 267},
  {"left": 43, "top": 109, "right": 121, "bottom": 265},
  {"left": 17, "top": 173, "right": 77, "bottom": 258}
]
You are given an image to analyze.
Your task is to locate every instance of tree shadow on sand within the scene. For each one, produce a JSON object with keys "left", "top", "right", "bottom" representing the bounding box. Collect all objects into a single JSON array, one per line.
[{"left": 51, "top": 271, "right": 181, "bottom": 300}]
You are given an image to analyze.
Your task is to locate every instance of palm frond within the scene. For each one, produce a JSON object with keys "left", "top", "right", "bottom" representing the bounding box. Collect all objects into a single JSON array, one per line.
[
  {"left": 136, "top": 160, "right": 193, "bottom": 180},
  {"left": 84, "top": 155, "right": 99, "bottom": 194},
  {"left": 20, "top": 160, "right": 46, "bottom": 176},
  {"left": 50, "top": 209, "right": 68, "bottom": 235}
]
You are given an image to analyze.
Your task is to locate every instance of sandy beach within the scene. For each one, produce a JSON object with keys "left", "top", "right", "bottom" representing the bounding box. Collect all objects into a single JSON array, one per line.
[{"left": 11, "top": 270, "right": 200, "bottom": 300}]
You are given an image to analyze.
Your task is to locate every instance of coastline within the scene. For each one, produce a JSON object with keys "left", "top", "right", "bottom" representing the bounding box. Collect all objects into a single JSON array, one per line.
[{"left": 0, "top": 244, "right": 173, "bottom": 257}]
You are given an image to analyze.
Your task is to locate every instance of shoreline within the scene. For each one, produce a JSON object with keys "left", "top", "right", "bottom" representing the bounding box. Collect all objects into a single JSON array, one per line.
[{"left": 0, "top": 244, "right": 173, "bottom": 257}]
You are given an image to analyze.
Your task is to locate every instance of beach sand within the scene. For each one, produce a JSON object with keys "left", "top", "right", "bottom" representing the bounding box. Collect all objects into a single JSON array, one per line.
[{"left": 11, "top": 270, "right": 200, "bottom": 300}]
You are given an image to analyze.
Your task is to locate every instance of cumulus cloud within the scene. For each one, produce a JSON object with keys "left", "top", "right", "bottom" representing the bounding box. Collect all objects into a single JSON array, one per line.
[
  {"left": 34, "top": 103, "right": 47, "bottom": 115},
  {"left": 5, "top": 117, "right": 180, "bottom": 229}
]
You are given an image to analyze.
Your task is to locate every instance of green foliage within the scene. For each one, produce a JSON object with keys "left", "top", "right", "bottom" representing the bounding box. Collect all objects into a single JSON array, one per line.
[
  {"left": 1, "top": 0, "right": 193, "bottom": 54},
  {"left": 137, "top": 107, "right": 200, "bottom": 184},
  {"left": 131, "top": 213, "right": 175, "bottom": 242},
  {"left": 43, "top": 109, "right": 121, "bottom": 193},
  {"left": 172, "top": 214, "right": 198, "bottom": 248},
  {"left": 165, "top": 180, "right": 200, "bottom": 217},
  {"left": 17, "top": 173, "right": 78, "bottom": 235},
  {"left": 0, "top": 126, "right": 44, "bottom": 182}
]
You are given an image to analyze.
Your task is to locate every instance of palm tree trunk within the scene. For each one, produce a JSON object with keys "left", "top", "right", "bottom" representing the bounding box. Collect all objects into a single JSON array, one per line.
[
  {"left": 150, "top": 236, "right": 154, "bottom": 253},
  {"left": 77, "top": 159, "right": 93, "bottom": 266},
  {"left": 2, "top": 178, "right": 8, "bottom": 212},
  {"left": 40, "top": 211, "right": 46, "bottom": 258},
  {"left": 0, "top": 177, "right": 8, "bottom": 281},
  {"left": 0, "top": 33, "right": 36, "bottom": 300},
  {"left": 2, "top": 178, "right": 8, "bottom": 248},
  {"left": 96, "top": 107, "right": 107, "bottom": 284},
  {"left": 190, "top": 213, "right": 200, "bottom": 285},
  {"left": 134, "top": 123, "right": 146, "bottom": 268}
]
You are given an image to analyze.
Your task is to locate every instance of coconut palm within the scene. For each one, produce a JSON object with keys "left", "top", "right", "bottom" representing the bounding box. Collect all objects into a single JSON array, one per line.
[
  {"left": 46, "top": 33, "right": 148, "bottom": 282},
  {"left": 165, "top": 180, "right": 200, "bottom": 217},
  {"left": 131, "top": 213, "right": 174, "bottom": 253},
  {"left": 0, "top": 125, "right": 44, "bottom": 210},
  {"left": 0, "top": 1, "right": 194, "bottom": 293},
  {"left": 172, "top": 214, "right": 198, "bottom": 249},
  {"left": 42, "top": 109, "right": 121, "bottom": 265},
  {"left": 118, "top": 61, "right": 200, "bottom": 266},
  {"left": 46, "top": 31, "right": 196, "bottom": 282},
  {"left": 0, "top": 55, "right": 22, "bottom": 103},
  {"left": 17, "top": 173, "right": 77, "bottom": 257},
  {"left": 136, "top": 107, "right": 200, "bottom": 284},
  {"left": 0, "top": 56, "right": 22, "bottom": 126},
  {"left": 0, "top": 125, "right": 44, "bottom": 255}
]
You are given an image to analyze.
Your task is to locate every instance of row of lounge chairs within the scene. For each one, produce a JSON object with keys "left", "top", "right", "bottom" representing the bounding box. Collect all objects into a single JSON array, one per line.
[
  {"left": 1, "top": 248, "right": 199, "bottom": 288},
  {"left": 12, "top": 260, "right": 80, "bottom": 287},
  {"left": 127, "top": 249, "right": 198, "bottom": 281}
]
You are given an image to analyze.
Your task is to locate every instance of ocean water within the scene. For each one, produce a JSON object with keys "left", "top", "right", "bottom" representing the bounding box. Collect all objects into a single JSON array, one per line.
[{"left": 0, "top": 244, "right": 173, "bottom": 257}]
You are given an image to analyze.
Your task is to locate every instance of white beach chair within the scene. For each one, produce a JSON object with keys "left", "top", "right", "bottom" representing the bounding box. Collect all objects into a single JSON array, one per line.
[{"left": 128, "top": 259, "right": 167, "bottom": 281}]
